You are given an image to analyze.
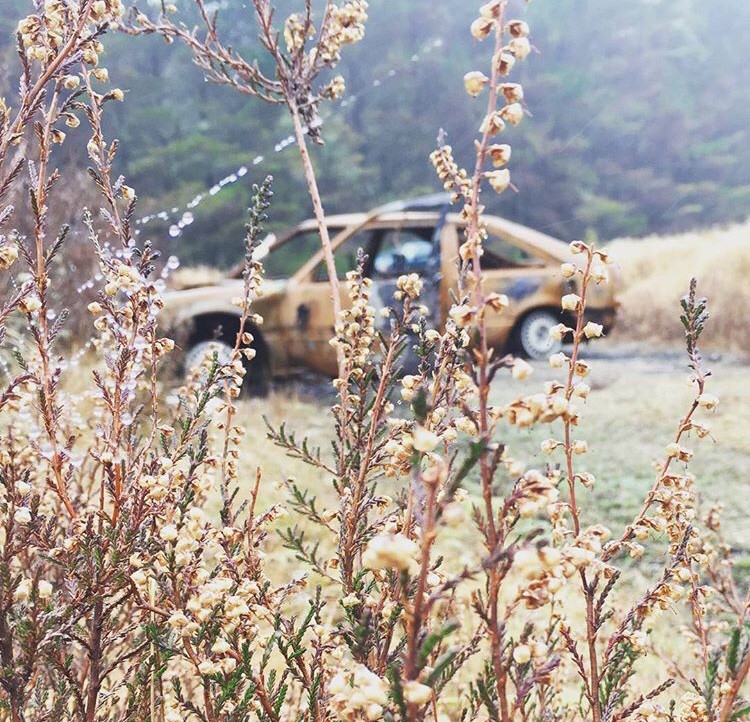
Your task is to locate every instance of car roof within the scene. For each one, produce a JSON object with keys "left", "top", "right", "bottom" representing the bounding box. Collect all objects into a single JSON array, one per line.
[
  {"left": 230, "top": 208, "right": 567, "bottom": 280},
  {"left": 292, "top": 211, "right": 567, "bottom": 260},
  {"left": 294, "top": 211, "right": 438, "bottom": 230}
]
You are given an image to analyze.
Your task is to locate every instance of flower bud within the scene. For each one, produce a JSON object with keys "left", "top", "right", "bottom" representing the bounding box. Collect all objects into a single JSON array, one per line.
[
  {"left": 413, "top": 426, "right": 440, "bottom": 452},
  {"left": 0, "top": 243, "right": 18, "bottom": 270},
  {"left": 666, "top": 442, "right": 693, "bottom": 462},
  {"left": 697, "top": 393, "right": 719, "bottom": 411},
  {"left": 500, "top": 82, "right": 524, "bottom": 103},
  {"left": 479, "top": 0, "right": 502, "bottom": 19},
  {"left": 499, "top": 102, "right": 524, "bottom": 126},
  {"left": 14, "top": 507, "right": 32, "bottom": 525},
  {"left": 549, "top": 352, "right": 567, "bottom": 368},
  {"left": 20, "top": 295, "right": 42, "bottom": 314},
  {"left": 507, "top": 19, "right": 530, "bottom": 37},
  {"left": 512, "top": 359, "right": 533, "bottom": 381},
  {"left": 560, "top": 262, "right": 577, "bottom": 278},
  {"left": 549, "top": 323, "right": 569, "bottom": 341},
  {"left": 509, "top": 36, "right": 531, "bottom": 60},
  {"left": 464, "top": 70, "right": 489, "bottom": 97},
  {"left": 573, "top": 382, "right": 590, "bottom": 400},
  {"left": 402, "top": 681, "right": 433, "bottom": 706},
  {"left": 471, "top": 16, "right": 494, "bottom": 40},
  {"left": 561, "top": 293, "right": 581, "bottom": 311},
  {"left": 480, "top": 111, "right": 506, "bottom": 136},
  {"left": 160, "top": 525, "right": 178, "bottom": 542},
  {"left": 488, "top": 143, "right": 512, "bottom": 167},
  {"left": 569, "top": 240, "right": 588, "bottom": 255},
  {"left": 591, "top": 263, "right": 610, "bottom": 285},
  {"left": 572, "top": 440, "right": 588, "bottom": 455},
  {"left": 485, "top": 292, "right": 509, "bottom": 312},
  {"left": 14, "top": 579, "right": 31, "bottom": 603},
  {"left": 486, "top": 168, "right": 511, "bottom": 193},
  {"left": 496, "top": 51, "right": 516, "bottom": 76}
]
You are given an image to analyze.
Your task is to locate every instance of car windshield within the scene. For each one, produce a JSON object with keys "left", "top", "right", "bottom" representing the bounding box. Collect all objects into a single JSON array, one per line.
[
  {"left": 256, "top": 223, "right": 438, "bottom": 281},
  {"left": 261, "top": 229, "right": 340, "bottom": 280}
]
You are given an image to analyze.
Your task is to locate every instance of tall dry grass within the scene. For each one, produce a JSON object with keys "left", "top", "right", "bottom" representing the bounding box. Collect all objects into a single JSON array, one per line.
[{"left": 609, "top": 222, "right": 750, "bottom": 355}]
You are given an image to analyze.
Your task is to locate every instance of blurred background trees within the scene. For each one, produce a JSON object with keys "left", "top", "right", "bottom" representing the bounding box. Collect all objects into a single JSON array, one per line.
[{"left": 2, "top": 0, "right": 749, "bottom": 267}]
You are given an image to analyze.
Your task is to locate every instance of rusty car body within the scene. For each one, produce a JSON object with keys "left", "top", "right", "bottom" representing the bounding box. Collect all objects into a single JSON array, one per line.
[{"left": 163, "top": 196, "right": 618, "bottom": 390}]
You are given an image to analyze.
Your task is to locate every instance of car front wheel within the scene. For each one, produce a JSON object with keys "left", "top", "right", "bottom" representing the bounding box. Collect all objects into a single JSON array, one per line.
[
  {"left": 184, "top": 339, "right": 269, "bottom": 396},
  {"left": 184, "top": 339, "right": 235, "bottom": 379},
  {"left": 514, "top": 309, "right": 562, "bottom": 360}
]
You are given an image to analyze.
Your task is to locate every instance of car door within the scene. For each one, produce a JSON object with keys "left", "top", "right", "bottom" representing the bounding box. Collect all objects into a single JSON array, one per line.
[
  {"left": 282, "top": 228, "right": 374, "bottom": 375},
  {"left": 476, "top": 230, "right": 558, "bottom": 347},
  {"left": 444, "top": 223, "right": 559, "bottom": 349},
  {"left": 283, "top": 220, "right": 442, "bottom": 375}
]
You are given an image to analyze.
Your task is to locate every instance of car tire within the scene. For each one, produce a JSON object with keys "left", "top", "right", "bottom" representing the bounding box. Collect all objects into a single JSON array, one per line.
[
  {"left": 513, "top": 309, "right": 562, "bottom": 360},
  {"left": 184, "top": 339, "right": 270, "bottom": 397}
]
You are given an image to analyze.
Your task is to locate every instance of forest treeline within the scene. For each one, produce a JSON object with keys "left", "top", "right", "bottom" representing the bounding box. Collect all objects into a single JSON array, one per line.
[{"left": 1, "top": 0, "right": 748, "bottom": 267}]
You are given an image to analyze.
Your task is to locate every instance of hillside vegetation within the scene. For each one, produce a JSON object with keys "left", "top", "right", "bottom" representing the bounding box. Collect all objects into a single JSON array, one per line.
[{"left": 2, "top": 0, "right": 749, "bottom": 266}]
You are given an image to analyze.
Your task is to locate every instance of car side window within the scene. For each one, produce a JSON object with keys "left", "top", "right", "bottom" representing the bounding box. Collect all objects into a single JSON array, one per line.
[
  {"left": 312, "top": 230, "right": 376, "bottom": 282},
  {"left": 371, "top": 226, "right": 436, "bottom": 278},
  {"left": 482, "top": 232, "right": 544, "bottom": 269}
]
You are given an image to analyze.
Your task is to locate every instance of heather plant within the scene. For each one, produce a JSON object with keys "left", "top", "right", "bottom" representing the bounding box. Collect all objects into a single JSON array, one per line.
[
  {"left": 0, "top": 1, "right": 747, "bottom": 721},
  {"left": 125, "top": 0, "right": 369, "bottom": 366}
]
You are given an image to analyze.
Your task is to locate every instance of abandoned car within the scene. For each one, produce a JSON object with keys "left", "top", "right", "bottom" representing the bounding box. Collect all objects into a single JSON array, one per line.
[{"left": 164, "top": 196, "right": 618, "bottom": 391}]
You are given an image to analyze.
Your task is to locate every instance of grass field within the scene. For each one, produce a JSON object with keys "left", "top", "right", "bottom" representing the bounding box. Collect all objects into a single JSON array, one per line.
[
  {"left": 108, "top": 218, "right": 750, "bottom": 554},
  {"left": 233, "top": 342, "right": 750, "bottom": 554},
  {"left": 124, "top": 220, "right": 750, "bottom": 650},
  {"left": 225, "top": 343, "right": 750, "bottom": 690},
  {"left": 608, "top": 220, "right": 750, "bottom": 356}
]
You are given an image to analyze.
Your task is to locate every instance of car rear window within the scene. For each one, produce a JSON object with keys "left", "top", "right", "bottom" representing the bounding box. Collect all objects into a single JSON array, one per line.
[{"left": 459, "top": 228, "right": 544, "bottom": 269}]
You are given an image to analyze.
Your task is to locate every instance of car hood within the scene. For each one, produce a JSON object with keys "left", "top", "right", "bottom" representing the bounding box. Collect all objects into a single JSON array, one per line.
[{"left": 161, "top": 278, "right": 289, "bottom": 320}]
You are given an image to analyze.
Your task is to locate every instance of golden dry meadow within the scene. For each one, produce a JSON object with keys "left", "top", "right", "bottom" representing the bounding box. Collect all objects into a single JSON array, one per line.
[{"left": 610, "top": 223, "right": 750, "bottom": 356}]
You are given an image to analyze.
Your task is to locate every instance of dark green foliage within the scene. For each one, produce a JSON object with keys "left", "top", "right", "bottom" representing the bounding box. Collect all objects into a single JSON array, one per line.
[{"left": 4, "top": 0, "right": 749, "bottom": 268}]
